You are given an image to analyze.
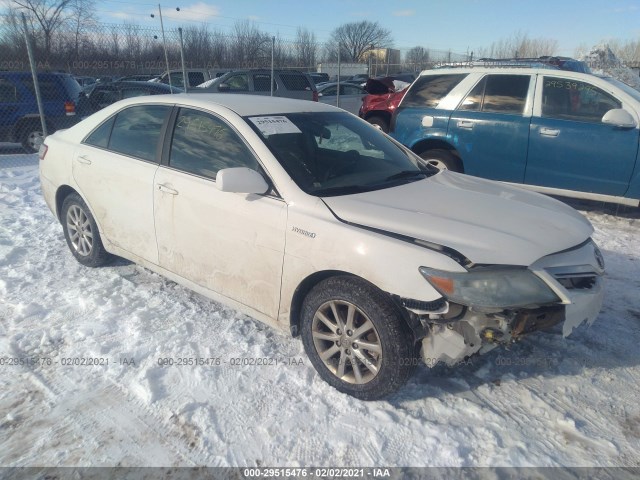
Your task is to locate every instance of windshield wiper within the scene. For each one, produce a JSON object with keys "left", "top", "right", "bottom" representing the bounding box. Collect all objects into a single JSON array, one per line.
[
  {"left": 383, "top": 170, "right": 428, "bottom": 182},
  {"left": 312, "top": 185, "right": 372, "bottom": 197}
]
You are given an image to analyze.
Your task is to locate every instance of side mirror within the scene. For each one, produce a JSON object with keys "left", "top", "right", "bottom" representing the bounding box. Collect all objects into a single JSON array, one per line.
[
  {"left": 217, "top": 83, "right": 230, "bottom": 92},
  {"left": 602, "top": 108, "right": 636, "bottom": 128},
  {"left": 317, "top": 92, "right": 323, "bottom": 97},
  {"left": 215, "top": 167, "right": 269, "bottom": 195}
]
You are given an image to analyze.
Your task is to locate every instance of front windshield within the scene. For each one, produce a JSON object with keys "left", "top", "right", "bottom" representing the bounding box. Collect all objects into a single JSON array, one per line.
[{"left": 245, "top": 112, "right": 435, "bottom": 196}]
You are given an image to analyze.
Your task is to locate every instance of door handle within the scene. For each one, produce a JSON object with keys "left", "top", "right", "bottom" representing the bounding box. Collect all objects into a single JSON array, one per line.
[
  {"left": 457, "top": 120, "right": 474, "bottom": 130},
  {"left": 539, "top": 127, "right": 560, "bottom": 137},
  {"left": 157, "top": 184, "right": 178, "bottom": 195},
  {"left": 76, "top": 155, "right": 91, "bottom": 165}
]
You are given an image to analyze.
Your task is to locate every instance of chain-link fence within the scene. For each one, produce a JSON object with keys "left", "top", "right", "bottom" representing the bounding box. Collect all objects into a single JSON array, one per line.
[{"left": 0, "top": 13, "right": 472, "bottom": 151}]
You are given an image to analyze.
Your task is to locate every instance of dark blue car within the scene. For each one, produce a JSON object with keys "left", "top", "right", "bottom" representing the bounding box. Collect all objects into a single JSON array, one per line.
[{"left": 0, "top": 71, "right": 82, "bottom": 152}]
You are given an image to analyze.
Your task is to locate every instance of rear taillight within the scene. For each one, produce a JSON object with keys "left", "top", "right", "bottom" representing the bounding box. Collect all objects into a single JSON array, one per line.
[
  {"left": 64, "top": 101, "right": 76, "bottom": 116},
  {"left": 39, "top": 144, "right": 48, "bottom": 160},
  {"left": 312, "top": 91, "right": 318, "bottom": 102}
]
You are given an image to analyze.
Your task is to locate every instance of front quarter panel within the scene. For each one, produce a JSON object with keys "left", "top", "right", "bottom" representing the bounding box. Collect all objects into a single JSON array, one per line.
[{"left": 278, "top": 198, "right": 466, "bottom": 326}]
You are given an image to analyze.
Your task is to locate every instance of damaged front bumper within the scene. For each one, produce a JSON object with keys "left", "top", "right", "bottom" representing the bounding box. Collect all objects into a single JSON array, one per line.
[{"left": 418, "top": 241, "right": 605, "bottom": 367}]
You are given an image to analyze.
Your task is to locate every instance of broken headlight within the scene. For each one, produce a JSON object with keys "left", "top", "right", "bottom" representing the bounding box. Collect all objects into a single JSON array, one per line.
[{"left": 419, "top": 266, "right": 559, "bottom": 309}]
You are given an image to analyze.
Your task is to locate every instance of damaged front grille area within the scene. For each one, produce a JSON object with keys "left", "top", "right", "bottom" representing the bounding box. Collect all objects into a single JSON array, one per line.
[{"left": 546, "top": 265, "right": 599, "bottom": 291}]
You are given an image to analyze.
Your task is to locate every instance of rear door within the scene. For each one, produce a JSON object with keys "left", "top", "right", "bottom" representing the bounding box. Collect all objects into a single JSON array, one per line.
[
  {"left": 72, "top": 104, "right": 171, "bottom": 263},
  {"left": 525, "top": 75, "right": 638, "bottom": 195},
  {"left": 447, "top": 73, "right": 533, "bottom": 182}
]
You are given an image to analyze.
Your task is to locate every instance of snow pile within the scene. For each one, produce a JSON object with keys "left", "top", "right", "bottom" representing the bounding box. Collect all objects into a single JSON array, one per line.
[
  {"left": 579, "top": 44, "right": 640, "bottom": 89},
  {"left": 1, "top": 152, "right": 640, "bottom": 467}
]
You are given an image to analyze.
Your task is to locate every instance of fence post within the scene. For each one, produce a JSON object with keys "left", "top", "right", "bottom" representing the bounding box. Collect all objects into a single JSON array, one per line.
[
  {"left": 336, "top": 44, "right": 341, "bottom": 108},
  {"left": 157, "top": 4, "right": 173, "bottom": 90},
  {"left": 271, "top": 36, "right": 275, "bottom": 97},
  {"left": 21, "top": 13, "right": 47, "bottom": 141},
  {"left": 178, "top": 27, "right": 186, "bottom": 93}
]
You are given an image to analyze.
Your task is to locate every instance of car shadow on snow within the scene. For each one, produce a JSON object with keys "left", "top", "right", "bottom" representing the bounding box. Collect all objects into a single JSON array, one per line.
[
  {"left": 554, "top": 196, "right": 640, "bottom": 220},
  {"left": 389, "top": 245, "right": 640, "bottom": 403}
]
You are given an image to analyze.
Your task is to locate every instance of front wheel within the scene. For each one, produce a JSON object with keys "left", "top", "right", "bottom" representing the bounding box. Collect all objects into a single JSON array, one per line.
[
  {"left": 419, "top": 148, "right": 463, "bottom": 172},
  {"left": 301, "top": 276, "right": 417, "bottom": 400},
  {"left": 61, "top": 193, "right": 111, "bottom": 267},
  {"left": 366, "top": 115, "right": 389, "bottom": 133}
]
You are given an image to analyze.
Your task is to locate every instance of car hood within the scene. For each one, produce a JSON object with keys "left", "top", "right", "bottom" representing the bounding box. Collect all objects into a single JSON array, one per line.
[{"left": 322, "top": 172, "right": 593, "bottom": 266}]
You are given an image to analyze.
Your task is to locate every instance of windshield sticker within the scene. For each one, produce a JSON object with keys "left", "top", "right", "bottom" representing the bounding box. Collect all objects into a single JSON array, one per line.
[{"left": 249, "top": 116, "right": 301, "bottom": 136}]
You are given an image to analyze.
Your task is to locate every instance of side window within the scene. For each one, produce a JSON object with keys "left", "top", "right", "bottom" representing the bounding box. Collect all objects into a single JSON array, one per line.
[
  {"left": 223, "top": 74, "right": 249, "bottom": 91},
  {"left": 402, "top": 74, "right": 467, "bottom": 108},
  {"left": 84, "top": 116, "right": 115, "bottom": 148},
  {"left": 542, "top": 77, "right": 622, "bottom": 123},
  {"left": 458, "top": 77, "right": 486, "bottom": 111},
  {"left": 168, "top": 72, "right": 184, "bottom": 88},
  {"left": 108, "top": 105, "right": 169, "bottom": 162},
  {"left": 169, "top": 108, "right": 258, "bottom": 179},
  {"left": 322, "top": 86, "right": 337, "bottom": 96},
  {"left": 0, "top": 79, "right": 18, "bottom": 102},
  {"left": 21, "top": 78, "right": 60, "bottom": 101},
  {"left": 91, "top": 88, "right": 120, "bottom": 110},
  {"left": 481, "top": 75, "right": 530, "bottom": 114},
  {"left": 343, "top": 84, "right": 364, "bottom": 95},
  {"left": 279, "top": 73, "right": 312, "bottom": 91},
  {"left": 187, "top": 71, "right": 205, "bottom": 86},
  {"left": 121, "top": 88, "right": 150, "bottom": 99},
  {"left": 253, "top": 74, "right": 276, "bottom": 92}
]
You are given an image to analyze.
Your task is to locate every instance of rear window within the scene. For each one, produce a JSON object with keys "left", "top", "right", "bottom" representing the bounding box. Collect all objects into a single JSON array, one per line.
[
  {"left": 402, "top": 74, "right": 467, "bottom": 108},
  {"left": 279, "top": 73, "right": 312, "bottom": 91}
]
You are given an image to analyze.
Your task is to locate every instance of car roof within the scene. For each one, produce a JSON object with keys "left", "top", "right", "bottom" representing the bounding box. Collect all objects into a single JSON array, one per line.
[
  {"left": 418, "top": 66, "right": 593, "bottom": 77},
  {"left": 119, "top": 93, "right": 339, "bottom": 116}
]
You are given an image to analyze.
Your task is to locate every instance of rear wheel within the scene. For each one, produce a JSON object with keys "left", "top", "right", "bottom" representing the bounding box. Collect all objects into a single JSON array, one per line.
[
  {"left": 419, "top": 148, "right": 463, "bottom": 172},
  {"left": 20, "top": 122, "right": 45, "bottom": 153},
  {"left": 61, "top": 193, "right": 110, "bottom": 267},
  {"left": 366, "top": 115, "right": 389, "bottom": 133},
  {"left": 301, "top": 276, "right": 417, "bottom": 400}
]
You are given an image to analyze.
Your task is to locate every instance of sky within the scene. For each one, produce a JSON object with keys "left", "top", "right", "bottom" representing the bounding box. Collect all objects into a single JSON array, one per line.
[{"left": 90, "top": 0, "right": 640, "bottom": 56}]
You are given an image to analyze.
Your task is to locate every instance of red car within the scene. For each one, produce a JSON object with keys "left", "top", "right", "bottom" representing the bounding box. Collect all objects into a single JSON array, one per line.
[{"left": 358, "top": 76, "right": 413, "bottom": 133}]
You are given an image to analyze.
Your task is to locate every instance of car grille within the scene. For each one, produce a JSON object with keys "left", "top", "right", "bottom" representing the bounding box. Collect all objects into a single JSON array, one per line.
[{"left": 546, "top": 265, "right": 599, "bottom": 291}]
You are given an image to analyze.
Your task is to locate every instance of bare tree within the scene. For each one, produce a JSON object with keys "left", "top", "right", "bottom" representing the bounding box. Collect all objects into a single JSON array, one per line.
[
  {"left": 68, "top": 0, "right": 96, "bottom": 60},
  {"left": 231, "top": 20, "right": 270, "bottom": 68},
  {"left": 327, "top": 20, "right": 392, "bottom": 62},
  {"left": 295, "top": 27, "right": 317, "bottom": 70},
  {"left": 477, "top": 31, "right": 557, "bottom": 59},
  {"left": 404, "top": 46, "right": 430, "bottom": 71},
  {"left": 11, "top": 0, "right": 73, "bottom": 55},
  {"left": 607, "top": 39, "right": 640, "bottom": 65},
  {"left": 182, "top": 24, "right": 212, "bottom": 66}
]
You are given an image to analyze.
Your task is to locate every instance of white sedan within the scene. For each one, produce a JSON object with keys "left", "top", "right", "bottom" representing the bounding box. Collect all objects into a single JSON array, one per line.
[{"left": 39, "top": 94, "right": 604, "bottom": 399}]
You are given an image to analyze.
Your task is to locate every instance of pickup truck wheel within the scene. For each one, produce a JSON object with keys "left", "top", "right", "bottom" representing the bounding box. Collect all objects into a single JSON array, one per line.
[
  {"left": 366, "top": 115, "right": 389, "bottom": 133},
  {"left": 21, "top": 123, "right": 45, "bottom": 153},
  {"left": 301, "top": 276, "right": 417, "bottom": 400},
  {"left": 61, "top": 193, "right": 111, "bottom": 267},
  {"left": 420, "top": 149, "right": 463, "bottom": 172}
]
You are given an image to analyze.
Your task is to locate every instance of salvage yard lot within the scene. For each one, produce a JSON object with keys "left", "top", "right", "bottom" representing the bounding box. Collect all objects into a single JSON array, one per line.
[{"left": 1, "top": 151, "right": 639, "bottom": 467}]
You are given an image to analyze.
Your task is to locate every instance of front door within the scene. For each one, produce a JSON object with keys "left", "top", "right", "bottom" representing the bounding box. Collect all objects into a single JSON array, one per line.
[
  {"left": 525, "top": 75, "right": 639, "bottom": 195},
  {"left": 153, "top": 107, "right": 287, "bottom": 318}
]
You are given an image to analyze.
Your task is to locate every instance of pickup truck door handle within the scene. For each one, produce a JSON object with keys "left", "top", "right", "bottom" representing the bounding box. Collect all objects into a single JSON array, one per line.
[
  {"left": 76, "top": 155, "right": 91, "bottom": 165},
  {"left": 456, "top": 120, "right": 474, "bottom": 130},
  {"left": 539, "top": 127, "right": 560, "bottom": 137},
  {"left": 157, "top": 184, "right": 179, "bottom": 195}
]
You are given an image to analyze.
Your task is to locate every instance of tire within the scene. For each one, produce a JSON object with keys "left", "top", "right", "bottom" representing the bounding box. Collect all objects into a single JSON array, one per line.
[
  {"left": 20, "top": 122, "right": 45, "bottom": 154},
  {"left": 301, "top": 276, "right": 418, "bottom": 400},
  {"left": 61, "top": 193, "right": 111, "bottom": 267},
  {"left": 366, "top": 115, "right": 389, "bottom": 133},
  {"left": 419, "top": 148, "right": 463, "bottom": 172}
]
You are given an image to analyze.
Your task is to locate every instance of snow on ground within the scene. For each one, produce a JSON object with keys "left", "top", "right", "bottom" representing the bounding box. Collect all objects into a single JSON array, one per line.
[{"left": 0, "top": 149, "right": 639, "bottom": 467}]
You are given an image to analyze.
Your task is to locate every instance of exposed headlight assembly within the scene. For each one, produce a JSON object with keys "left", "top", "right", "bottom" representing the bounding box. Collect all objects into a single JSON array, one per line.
[{"left": 419, "top": 266, "right": 559, "bottom": 309}]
